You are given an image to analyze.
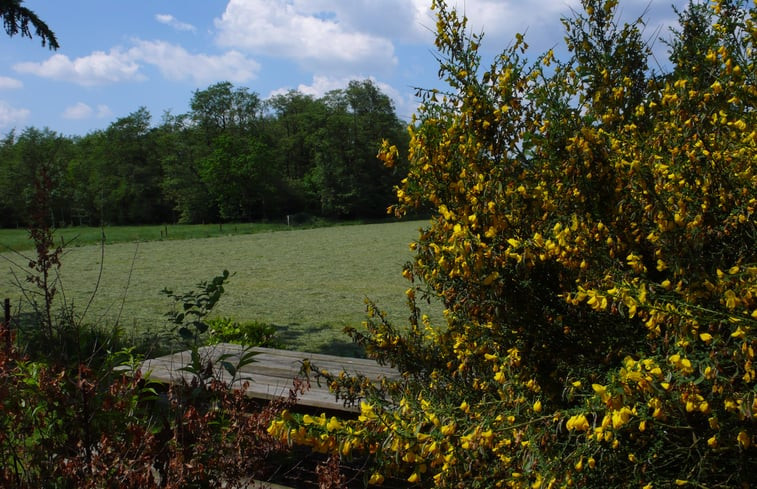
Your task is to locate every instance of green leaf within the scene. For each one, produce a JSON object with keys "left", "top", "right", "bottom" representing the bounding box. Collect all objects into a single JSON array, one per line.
[
  {"left": 221, "top": 360, "right": 236, "bottom": 377},
  {"left": 195, "top": 321, "right": 208, "bottom": 334}
]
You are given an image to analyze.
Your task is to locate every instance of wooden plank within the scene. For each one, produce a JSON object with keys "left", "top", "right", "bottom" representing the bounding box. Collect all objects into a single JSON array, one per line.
[{"left": 138, "top": 343, "right": 399, "bottom": 412}]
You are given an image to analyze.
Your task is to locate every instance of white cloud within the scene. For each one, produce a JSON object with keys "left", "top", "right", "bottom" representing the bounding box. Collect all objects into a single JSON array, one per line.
[
  {"left": 291, "top": 0, "right": 426, "bottom": 41},
  {"left": 62, "top": 102, "right": 112, "bottom": 120},
  {"left": 0, "top": 101, "right": 30, "bottom": 128},
  {"left": 288, "top": 74, "right": 352, "bottom": 98},
  {"left": 214, "top": 0, "right": 397, "bottom": 74},
  {"left": 13, "top": 50, "right": 144, "bottom": 86},
  {"left": 380, "top": 0, "right": 683, "bottom": 55},
  {"left": 13, "top": 40, "right": 260, "bottom": 86},
  {"left": 280, "top": 0, "right": 579, "bottom": 47},
  {"left": 0, "top": 76, "right": 23, "bottom": 89},
  {"left": 96, "top": 104, "right": 113, "bottom": 118},
  {"left": 155, "top": 14, "right": 196, "bottom": 33},
  {"left": 213, "top": 0, "right": 667, "bottom": 75},
  {"left": 129, "top": 40, "right": 260, "bottom": 83},
  {"left": 62, "top": 102, "right": 92, "bottom": 119}
]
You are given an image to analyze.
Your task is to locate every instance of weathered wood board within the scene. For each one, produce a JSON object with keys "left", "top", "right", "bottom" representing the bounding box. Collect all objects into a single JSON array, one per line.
[{"left": 139, "top": 343, "right": 400, "bottom": 412}]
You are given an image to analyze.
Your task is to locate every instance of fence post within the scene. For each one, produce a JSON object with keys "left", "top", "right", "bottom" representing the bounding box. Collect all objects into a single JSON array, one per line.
[{"left": 2, "top": 298, "right": 9, "bottom": 355}]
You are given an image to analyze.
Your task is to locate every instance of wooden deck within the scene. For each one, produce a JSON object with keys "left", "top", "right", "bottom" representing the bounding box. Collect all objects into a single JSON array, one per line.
[{"left": 139, "top": 343, "right": 400, "bottom": 412}]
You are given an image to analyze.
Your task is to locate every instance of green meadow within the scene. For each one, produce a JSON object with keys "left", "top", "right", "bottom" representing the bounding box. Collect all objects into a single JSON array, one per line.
[
  {"left": 0, "top": 221, "right": 314, "bottom": 252},
  {"left": 0, "top": 220, "right": 440, "bottom": 355}
]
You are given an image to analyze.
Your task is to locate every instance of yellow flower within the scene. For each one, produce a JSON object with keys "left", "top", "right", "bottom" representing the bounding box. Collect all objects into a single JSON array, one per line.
[
  {"left": 368, "top": 473, "right": 385, "bottom": 485},
  {"left": 611, "top": 407, "right": 633, "bottom": 429},
  {"left": 533, "top": 400, "right": 543, "bottom": 413},
  {"left": 341, "top": 439, "right": 352, "bottom": 456},
  {"left": 737, "top": 431, "right": 751, "bottom": 448},
  {"left": 359, "top": 402, "right": 377, "bottom": 422},
  {"left": 566, "top": 414, "right": 590, "bottom": 431},
  {"left": 724, "top": 290, "right": 738, "bottom": 309},
  {"left": 326, "top": 416, "right": 342, "bottom": 432}
]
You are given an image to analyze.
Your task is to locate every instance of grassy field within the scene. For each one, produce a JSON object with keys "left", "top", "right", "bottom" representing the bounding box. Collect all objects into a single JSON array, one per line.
[
  {"left": 0, "top": 220, "right": 440, "bottom": 356},
  {"left": 0, "top": 221, "right": 332, "bottom": 252}
]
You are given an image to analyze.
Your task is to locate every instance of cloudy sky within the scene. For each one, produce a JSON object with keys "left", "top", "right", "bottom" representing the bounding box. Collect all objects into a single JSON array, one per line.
[{"left": 0, "top": 0, "right": 687, "bottom": 136}]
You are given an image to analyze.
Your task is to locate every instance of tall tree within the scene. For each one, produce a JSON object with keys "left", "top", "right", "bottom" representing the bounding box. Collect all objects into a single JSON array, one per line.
[
  {"left": 102, "top": 107, "right": 170, "bottom": 224},
  {"left": 157, "top": 111, "right": 218, "bottom": 224},
  {"left": 0, "top": 130, "right": 19, "bottom": 227},
  {"left": 309, "top": 80, "right": 408, "bottom": 217},
  {"left": 189, "top": 82, "right": 282, "bottom": 221},
  {"left": 67, "top": 107, "right": 172, "bottom": 225},
  {"left": 266, "top": 90, "right": 327, "bottom": 215},
  {"left": 190, "top": 81, "right": 261, "bottom": 141},
  {"left": 344, "top": 79, "right": 408, "bottom": 216},
  {"left": 267, "top": 90, "right": 325, "bottom": 181},
  {"left": 0, "top": 127, "right": 73, "bottom": 227},
  {"left": 198, "top": 134, "right": 278, "bottom": 221}
]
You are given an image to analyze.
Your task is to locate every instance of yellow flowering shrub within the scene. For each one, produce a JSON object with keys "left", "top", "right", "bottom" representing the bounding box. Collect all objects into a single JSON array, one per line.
[{"left": 269, "top": 0, "right": 756, "bottom": 487}]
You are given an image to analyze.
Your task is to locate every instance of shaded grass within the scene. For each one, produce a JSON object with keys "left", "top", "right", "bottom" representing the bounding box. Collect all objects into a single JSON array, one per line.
[
  {"left": 0, "top": 220, "right": 441, "bottom": 356},
  {"left": 0, "top": 220, "right": 338, "bottom": 253}
]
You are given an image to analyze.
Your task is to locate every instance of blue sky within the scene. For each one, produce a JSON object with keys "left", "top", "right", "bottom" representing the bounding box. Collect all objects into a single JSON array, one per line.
[{"left": 0, "top": 0, "right": 687, "bottom": 137}]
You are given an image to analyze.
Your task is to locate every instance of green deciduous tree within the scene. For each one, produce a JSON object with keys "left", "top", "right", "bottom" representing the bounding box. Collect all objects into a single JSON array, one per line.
[
  {"left": 0, "top": 127, "right": 73, "bottom": 227},
  {"left": 67, "top": 108, "right": 171, "bottom": 225},
  {"left": 267, "top": 90, "right": 327, "bottom": 214},
  {"left": 102, "top": 108, "right": 170, "bottom": 224},
  {"left": 0, "top": 79, "right": 410, "bottom": 227},
  {"left": 190, "top": 81, "right": 262, "bottom": 141},
  {"left": 187, "top": 82, "right": 283, "bottom": 221},
  {"left": 157, "top": 111, "right": 219, "bottom": 224},
  {"left": 310, "top": 80, "right": 408, "bottom": 217},
  {"left": 199, "top": 134, "right": 278, "bottom": 221}
]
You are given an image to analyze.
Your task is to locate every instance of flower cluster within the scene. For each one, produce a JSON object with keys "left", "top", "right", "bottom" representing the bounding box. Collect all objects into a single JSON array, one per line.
[{"left": 271, "top": 0, "right": 756, "bottom": 487}]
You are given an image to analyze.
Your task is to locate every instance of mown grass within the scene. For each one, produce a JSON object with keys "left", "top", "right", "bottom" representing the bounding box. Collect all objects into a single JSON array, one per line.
[
  {"left": 0, "top": 220, "right": 342, "bottom": 253},
  {"left": 0, "top": 220, "right": 441, "bottom": 356}
]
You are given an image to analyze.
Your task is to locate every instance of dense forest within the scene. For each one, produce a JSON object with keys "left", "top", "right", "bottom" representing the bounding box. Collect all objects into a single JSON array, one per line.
[{"left": 0, "top": 79, "right": 410, "bottom": 227}]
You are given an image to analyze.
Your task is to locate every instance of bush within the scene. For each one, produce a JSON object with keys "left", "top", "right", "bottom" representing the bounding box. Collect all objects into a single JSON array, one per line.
[
  {"left": 206, "top": 317, "right": 282, "bottom": 348},
  {"left": 3, "top": 213, "right": 294, "bottom": 488},
  {"left": 0, "top": 344, "right": 295, "bottom": 489},
  {"left": 3, "top": 266, "right": 294, "bottom": 488},
  {"left": 269, "top": 0, "right": 756, "bottom": 487}
]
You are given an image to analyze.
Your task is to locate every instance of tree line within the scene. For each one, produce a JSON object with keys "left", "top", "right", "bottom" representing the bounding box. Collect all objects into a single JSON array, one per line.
[{"left": 0, "top": 79, "right": 410, "bottom": 227}]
